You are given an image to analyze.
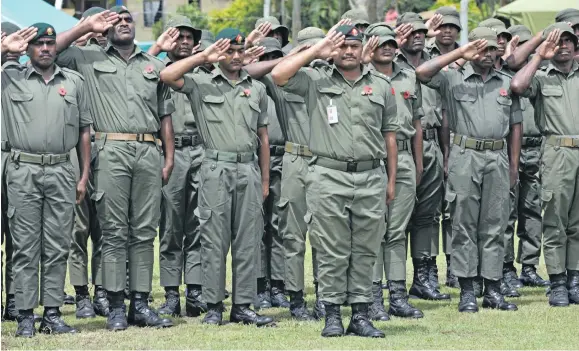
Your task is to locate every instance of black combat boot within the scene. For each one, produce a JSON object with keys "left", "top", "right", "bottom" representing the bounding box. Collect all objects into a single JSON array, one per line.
[
  {"left": 158, "top": 288, "right": 181, "bottom": 317},
  {"left": 428, "top": 257, "right": 441, "bottom": 289},
  {"left": 15, "top": 309, "right": 35, "bottom": 338},
  {"left": 568, "top": 270, "right": 579, "bottom": 304},
  {"left": 500, "top": 279, "right": 520, "bottom": 298},
  {"left": 321, "top": 303, "right": 344, "bottom": 337},
  {"left": 128, "top": 292, "right": 173, "bottom": 328},
  {"left": 473, "top": 276, "right": 484, "bottom": 298},
  {"left": 186, "top": 285, "right": 208, "bottom": 317},
  {"left": 482, "top": 279, "right": 517, "bottom": 311},
  {"left": 313, "top": 282, "right": 325, "bottom": 320},
  {"left": 270, "top": 280, "right": 290, "bottom": 308},
  {"left": 288, "top": 290, "right": 315, "bottom": 321},
  {"left": 63, "top": 292, "right": 75, "bottom": 305},
  {"left": 202, "top": 302, "right": 223, "bottom": 325},
  {"left": 502, "top": 262, "right": 523, "bottom": 289},
  {"left": 445, "top": 255, "right": 460, "bottom": 288},
  {"left": 75, "top": 285, "right": 96, "bottom": 319},
  {"left": 255, "top": 278, "right": 272, "bottom": 310},
  {"left": 93, "top": 286, "right": 110, "bottom": 317},
  {"left": 409, "top": 258, "right": 451, "bottom": 300},
  {"left": 520, "top": 265, "right": 550, "bottom": 287},
  {"left": 106, "top": 291, "right": 128, "bottom": 331},
  {"left": 549, "top": 273, "right": 569, "bottom": 307},
  {"left": 39, "top": 307, "right": 78, "bottom": 334},
  {"left": 230, "top": 304, "right": 274, "bottom": 326},
  {"left": 369, "top": 281, "right": 389, "bottom": 321},
  {"left": 458, "top": 278, "right": 478, "bottom": 313},
  {"left": 387, "top": 280, "right": 424, "bottom": 318},
  {"left": 3, "top": 294, "right": 18, "bottom": 321},
  {"left": 346, "top": 303, "right": 385, "bottom": 338}
]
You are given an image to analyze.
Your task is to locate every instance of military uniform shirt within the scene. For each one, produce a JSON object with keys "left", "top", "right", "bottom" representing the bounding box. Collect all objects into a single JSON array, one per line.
[
  {"left": 1, "top": 61, "right": 21, "bottom": 147},
  {"left": 1, "top": 64, "right": 92, "bottom": 154},
  {"left": 521, "top": 97, "right": 540, "bottom": 136},
  {"left": 371, "top": 62, "right": 423, "bottom": 140},
  {"left": 266, "top": 95, "right": 285, "bottom": 146},
  {"left": 164, "top": 57, "right": 197, "bottom": 135},
  {"left": 176, "top": 66, "right": 268, "bottom": 153},
  {"left": 521, "top": 60, "right": 579, "bottom": 136},
  {"left": 424, "top": 62, "right": 523, "bottom": 140},
  {"left": 281, "top": 64, "right": 398, "bottom": 162},
  {"left": 396, "top": 50, "right": 441, "bottom": 129},
  {"left": 56, "top": 43, "right": 174, "bottom": 133}
]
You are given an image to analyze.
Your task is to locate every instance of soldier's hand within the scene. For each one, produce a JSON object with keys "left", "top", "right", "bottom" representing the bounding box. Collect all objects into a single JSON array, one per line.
[
  {"left": 416, "top": 164, "right": 424, "bottom": 186},
  {"left": 288, "top": 43, "right": 312, "bottom": 56},
  {"left": 537, "top": 28, "right": 561, "bottom": 60},
  {"left": 313, "top": 28, "right": 344, "bottom": 60},
  {"left": 243, "top": 45, "right": 265, "bottom": 65},
  {"left": 87, "top": 10, "right": 119, "bottom": 33},
  {"left": 509, "top": 167, "right": 518, "bottom": 189},
  {"left": 443, "top": 157, "right": 449, "bottom": 180},
  {"left": 156, "top": 27, "right": 180, "bottom": 52},
  {"left": 247, "top": 22, "right": 272, "bottom": 48},
  {"left": 162, "top": 165, "right": 173, "bottom": 186},
  {"left": 1, "top": 27, "right": 38, "bottom": 54},
  {"left": 425, "top": 13, "right": 443, "bottom": 38},
  {"left": 262, "top": 181, "right": 269, "bottom": 200},
  {"left": 505, "top": 35, "right": 520, "bottom": 58},
  {"left": 76, "top": 180, "right": 87, "bottom": 204},
  {"left": 460, "top": 39, "right": 487, "bottom": 61},
  {"left": 203, "top": 38, "right": 230, "bottom": 63},
  {"left": 394, "top": 23, "right": 413, "bottom": 47},
  {"left": 386, "top": 182, "right": 395, "bottom": 205},
  {"left": 362, "top": 35, "right": 379, "bottom": 64}
]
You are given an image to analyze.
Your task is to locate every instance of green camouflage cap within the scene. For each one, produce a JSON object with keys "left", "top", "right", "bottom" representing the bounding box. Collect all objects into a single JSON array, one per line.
[
  {"left": 341, "top": 9, "right": 370, "bottom": 26},
  {"left": 555, "top": 8, "right": 579, "bottom": 27},
  {"left": 200, "top": 29, "right": 214, "bottom": 41},
  {"left": 468, "top": 26, "right": 498, "bottom": 48},
  {"left": 29, "top": 22, "right": 56, "bottom": 42},
  {"left": 479, "top": 18, "right": 511, "bottom": 40},
  {"left": 216, "top": 28, "right": 245, "bottom": 45},
  {"left": 256, "top": 16, "right": 289, "bottom": 46},
  {"left": 543, "top": 22, "right": 578, "bottom": 45},
  {"left": 397, "top": 12, "right": 428, "bottom": 32},
  {"left": 435, "top": 6, "right": 461, "bottom": 30},
  {"left": 365, "top": 22, "right": 394, "bottom": 37},
  {"left": 259, "top": 37, "right": 284, "bottom": 56},
  {"left": 297, "top": 26, "right": 325, "bottom": 46},
  {"left": 1, "top": 22, "right": 20, "bottom": 36},
  {"left": 165, "top": 15, "right": 202, "bottom": 43},
  {"left": 508, "top": 24, "right": 532, "bottom": 43},
  {"left": 335, "top": 24, "right": 363, "bottom": 41},
  {"left": 82, "top": 6, "right": 105, "bottom": 18},
  {"left": 109, "top": 5, "right": 130, "bottom": 15}
]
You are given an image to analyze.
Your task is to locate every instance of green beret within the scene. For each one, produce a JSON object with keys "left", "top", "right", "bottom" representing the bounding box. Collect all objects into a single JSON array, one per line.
[
  {"left": 365, "top": 22, "right": 394, "bottom": 37},
  {"left": 555, "top": 8, "right": 579, "bottom": 27},
  {"left": 543, "top": 22, "right": 578, "bottom": 45},
  {"left": 397, "top": 12, "right": 428, "bottom": 32},
  {"left": 508, "top": 24, "right": 532, "bottom": 43},
  {"left": 341, "top": 9, "right": 370, "bottom": 26},
  {"left": 216, "top": 28, "right": 245, "bottom": 45},
  {"left": 479, "top": 18, "right": 511, "bottom": 40},
  {"left": 82, "top": 6, "right": 105, "bottom": 18},
  {"left": 256, "top": 16, "right": 289, "bottom": 46},
  {"left": 165, "top": 15, "right": 202, "bottom": 43},
  {"left": 297, "top": 27, "right": 325, "bottom": 46},
  {"left": 468, "top": 26, "right": 498, "bottom": 48},
  {"left": 109, "top": 5, "right": 130, "bottom": 15},
  {"left": 1, "top": 22, "right": 20, "bottom": 36},
  {"left": 335, "top": 24, "right": 363, "bottom": 41},
  {"left": 435, "top": 6, "right": 461, "bottom": 30},
  {"left": 29, "top": 22, "right": 56, "bottom": 42},
  {"left": 260, "top": 37, "right": 284, "bottom": 56}
]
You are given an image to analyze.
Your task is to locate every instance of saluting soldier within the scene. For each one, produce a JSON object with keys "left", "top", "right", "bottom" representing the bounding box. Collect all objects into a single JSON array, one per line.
[
  {"left": 1, "top": 24, "right": 91, "bottom": 336},
  {"left": 341, "top": 9, "right": 371, "bottom": 33}
]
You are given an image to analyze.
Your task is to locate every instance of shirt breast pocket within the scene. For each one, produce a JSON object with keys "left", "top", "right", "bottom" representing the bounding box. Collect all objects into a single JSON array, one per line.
[
  {"left": 316, "top": 85, "right": 343, "bottom": 121},
  {"left": 284, "top": 93, "right": 306, "bottom": 125},
  {"left": 201, "top": 95, "right": 225, "bottom": 123},
  {"left": 9, "top": 93, "right": 34, "bottom": 123},
  {"left": 541, "top": 86, "right": 564, "bottom": 119},
  {"left": 365, "top": 94, "right": 385, "bottom": 126},
  {"left": 63, "top": 95, "right": 80, "bottom": 147},
  {"left": 496, "top": 95, "right": 512, "bottom": 122},
  {"left": 92, "top": 62, "right": 117, "bottom": 93},
  {"left": 243, "top": 99, "right": 261, "bottom": 132},
  {"left": 140, "top": 70, "right": 160, "bottom": 101}
]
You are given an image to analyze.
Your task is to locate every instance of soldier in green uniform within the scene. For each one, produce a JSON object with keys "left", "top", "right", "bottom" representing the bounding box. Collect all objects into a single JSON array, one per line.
[
  {"left": 502, "top": 25, "right": 549, "bottom": 289},
  {"left": 556, "top": 8, "right": 579, "bottom": 36},
  {"left": 478, "top": 18, "right": 514, "bottom": 73},
  {"left": 394, "top": 12, "right": 450, "bottom": 302},
  {"left": 272, "top": 24, "right": 399, "bottom": 338},
  {"left": 511, "top": 24, "right": 579, "bottom": 307},
  {"left": 255, "top": 16, "right": 290, "bottom": 51},
  {"left": 1, "top": 24, "right": 92, "bottom": 336},
  {"left": 160, "top": 29, "right": 275, "bottom": 326},
  {"left": 54, "top": 6, "right": 175, "bottom": 330},
  {"left": 416, "top": 26, "right": 523, "bottom": 313},
  {"left": 361, "top": 24, "right": 426, "bottom": 321},
  {"left": 341, "top": 9, "right": 370, "bottom": 32},
  {"left": 66, "top": 6, "right": 110, "bottom": 320},
  {"left": 146, "top": 15, "right": 207, "bottom": 318}
]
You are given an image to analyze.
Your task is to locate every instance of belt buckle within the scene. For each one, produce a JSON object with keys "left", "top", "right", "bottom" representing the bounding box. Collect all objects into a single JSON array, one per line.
[
  {"left": 474, "top": 140, "right": 483, "bottom": 150},
  {"left": 236, "top": 153, "right": 242, "bottom": 162},
  {"left": 41, "top": 154, "right": 52, "bottom": 165},
  {"left": 484, "top": 141, "right": 493, "bottom": 150},
  {"left": 136, "top": 134, "right": 145, "bottom": 142},
  {"left": 183, "top": 136, "right": 192, "bottom": 145},
  {"left": 346, "top": 161, "right": 357, "bottom": 172},
  {"left": 174, "top": 137, "right": 182, "bottom": 148}
]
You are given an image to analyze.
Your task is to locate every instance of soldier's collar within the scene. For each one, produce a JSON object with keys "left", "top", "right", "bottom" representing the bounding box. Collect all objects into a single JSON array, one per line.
[
  {"left": 369, "top": 61, "right": 401, "bottom": 78},
  {"left": 461, "top": 61, "right": 500, "bottom": 81},
  {"left": 545, "top": 59, "right": 579, "bottom": 75},
  {"left": 211, "top": 66, "right": 251, "bottom": 83},
  {"left": 428, "top": 40, "right": 459, "bottom": 56},
  {"left": 105, "top": 42, "right": 143, "bottom": 58},
  {"left": 87, "top": 37, "right": 101, "bottom": 46},
  {"left": 396, "top": 49, "right": 431, "bottom": 68},
  {"left": 25, "top": 63, "right": 65, "bottom": 80},
  {"left": 329, "top": 63, "right": 372, "bottom": 83}
]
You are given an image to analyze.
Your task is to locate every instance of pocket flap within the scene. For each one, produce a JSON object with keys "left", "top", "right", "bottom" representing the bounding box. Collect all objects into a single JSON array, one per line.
[
  {"left": 284, "top": 93, "right": 305, "bottom": 103},
  {"left": 93, "top": 61, "right": 117, "bottom": 73},
  {"left": 7, "top": 205, "right": 15, "bottom": 218},
  {"left": 248, "top": 100, "right": 261, "bottom": 113},
  {"left": 10, "top": 93, "right": 33, "bottom": 102},
  {"left": 452, "top": 89, "right": 476, "bottom": 102},
  {"left": 540, "top": 189, "right": 553, "bottom": 202},
  {"left": 202, "top": 95, "right": 225, "bottom": 104},
  {"left": 317, "top": 86, "right": 343, "bottom": 95},
  {"left": 90, "top": 190, "right": 105, "bottom": 202},
  {"left": 541, "top": 86, "right": 563, "bottom": 97},
  {"left": 142, "top": 71, "right": 159, "bottom": 80},
  {"left": 304, "top": 211, "right": 313, "bottom": 224},
  {"left": 496, "top": 96, "right": 512, "bottom": 106},
  {"left": 63, "top": 95, "right": 77, "bottom": 105},
  {"left": 276, "top": 197, "right": 289, "bottom": 209},
  {"left": 368, "top": 94, "right": 385, "bottom": 106},
  {"left": 194, "top": 207, "right": 212, "bottom": 220},
  {"left": 445, "top": 190, "right": 457, "bottom": 203}
]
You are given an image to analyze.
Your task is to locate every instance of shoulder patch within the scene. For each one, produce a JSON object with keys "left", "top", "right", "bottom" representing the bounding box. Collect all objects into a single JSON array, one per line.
[{"left": 61, "top": 67, "right": 85, "bottom": 81}]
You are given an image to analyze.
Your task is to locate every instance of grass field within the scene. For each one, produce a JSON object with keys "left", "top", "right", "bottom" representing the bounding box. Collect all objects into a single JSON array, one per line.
[{"left": 1, "top": 240, "right": 578, "bottom": 350}]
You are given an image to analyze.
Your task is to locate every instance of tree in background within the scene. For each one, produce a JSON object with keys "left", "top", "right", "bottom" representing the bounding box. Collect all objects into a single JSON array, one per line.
[
  {"left": 430, "top": 0, "right": 485, "bottom": 32},
  {"left": 209, "top": 0, "right": 264, "bottom": 35},
  {"left": 397, "top": 0, "right": 436, "bottom": 13},
  {"left": 152, "top": 2, "right": 209, "bottom": 38}
]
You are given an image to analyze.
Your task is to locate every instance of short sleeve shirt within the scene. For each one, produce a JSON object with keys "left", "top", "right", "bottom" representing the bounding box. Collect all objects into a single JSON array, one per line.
[{"left": 164, "top": 57, "right": 197, "bottom": 135}]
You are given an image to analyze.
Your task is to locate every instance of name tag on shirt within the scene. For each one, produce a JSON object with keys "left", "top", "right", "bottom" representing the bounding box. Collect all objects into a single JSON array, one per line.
[{"left": 327, "top": 100, "right": 338, "bottom": 125}]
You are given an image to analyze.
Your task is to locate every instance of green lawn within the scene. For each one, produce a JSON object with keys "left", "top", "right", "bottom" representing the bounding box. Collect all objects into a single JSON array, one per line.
[{"left": 2, "top": 239, "right": 578, "bottom": 350}]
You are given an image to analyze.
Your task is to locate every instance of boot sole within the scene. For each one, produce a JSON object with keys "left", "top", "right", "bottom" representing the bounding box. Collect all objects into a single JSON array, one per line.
[
  {"left": 229, "top": 319, "right": 275, "bottom": 327},
  {"left": 15, "top": 333, "right": 35, "bottom": 338},
  {"left": 409, "top": 294, "right": 451, "bottom": 301},
  {"left": 549, "top": 302, "right": 570, "bottom": 307},
  {"left": 482, "top": 304, "right": 518, "bottom": 311},
  {"left": 346, "top": 332, "right": 385, "bottom": 338},
  {"left": 128, "top": 322, "right": 174, "bottom": 328}
]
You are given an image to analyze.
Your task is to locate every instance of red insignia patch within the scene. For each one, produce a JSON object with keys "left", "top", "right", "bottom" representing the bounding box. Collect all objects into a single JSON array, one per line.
[
  {"left": 58, "top": 86, "right": 66, "bottom": 96},
  {"left": 362, "top": 85, "right": 373, "bottom": 96},
  {"left": 499, "top": 88, "right": 508, "bottom": 96},
  {"left": 391, "top": 87, "right": 395, "bottom": 95},
  {"left": 403, "top": 91, "right": 411, "bottom": 99},
  {"left": 145, "top": 65, "right": 154, "bottom": 74},
  {"left": 235, "top": 34, "right": 243, "bottom": 44},
  {"left": 240, "top": 89, "right": 251, "bottom": 97}
]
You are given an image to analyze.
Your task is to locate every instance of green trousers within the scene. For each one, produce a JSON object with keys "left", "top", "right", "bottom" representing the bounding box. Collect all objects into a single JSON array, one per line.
[
  {"left": 195, "top": 157, "right": 262, "bottom": 305},
  {"left": 504, "top": 146, "right": 542, "bottom": 265},
  {"left": 307, "top": 160, "right": 386, "bottom": 305},
  {"left": 2, "top": 150, "right": 14, "bottom": 296},
  {"left": 94, "top": 140, "right": 162, "bottom": 293},
  {"left": 159, "top": 144, "right": 203, "bottom": 287},
  {"left": 410, "top": 138, "right": 443, "bottom": 259},
  {"left": 375, "top": 150, "right": 416, "bottom": 282},
  {"left": 6, "top": 160, "right": 76, "bottom": 310},
  {"left": 540, "top": 144, "right": 579, "bottom": 275},
  {"left": 280, "top": 153, "right": 319, "bottom": 292},
  {"left": 68, "top": 144, "right": 103, "bottom": 287},
  {"left": 259, "top": 155, "right": 284, "bottom": 281},
  {"left": 445, "top": 144, "right": 510, "bottom": 280},
  {"left": 441, "top": 180, "right": 452, "bottom": 255}
]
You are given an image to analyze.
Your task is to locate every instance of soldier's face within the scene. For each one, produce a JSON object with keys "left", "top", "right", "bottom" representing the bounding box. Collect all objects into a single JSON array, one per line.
[
  {"left": 259, "top": 51, "right": 283, "bottom": 62},
  {"left": 109, "top": 13, "right": 135, "bottom": 45},
  {"left": 94, "top": 33, "right": 108, "bottom": 47},
  {"left": 436, "top": 24, "right": 459, "bottom": 46},
  {"left": 403, "top": 30, "right": 426, "bottom": 53},
  {"left": 373, "top": 41, "right": 397, "bottom": 64},
  {"left": 268, "top": 29, "right": 285, "bottom": 44},
  {"left": 27, "top": 38, "right": 56, "bottom": 69},
  {"left": 355, "top": 24, "right": 368, "bottom": 33},
  {"left": 553, "top": 33, "right": 577, "bottom": 63},
  {"left": 334, "top": 40, "right": 363, "bottom": 70},
  {"left": 221, "top": 44, "right": 245, "bottom": 72},
  {"left": 473, "top": 46, "right": 497, "bottom": 69},
  {"left": 171, "top": 28, "right": 196, "bottom": 59},
  {"left": 497, "top": 34, "right": 510, "bottom": 56}
]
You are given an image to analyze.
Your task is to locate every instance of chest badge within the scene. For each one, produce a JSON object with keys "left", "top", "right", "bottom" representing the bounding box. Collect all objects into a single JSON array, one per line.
[{"left": 58, "top": 85, "right": 67, "bottom": 96}]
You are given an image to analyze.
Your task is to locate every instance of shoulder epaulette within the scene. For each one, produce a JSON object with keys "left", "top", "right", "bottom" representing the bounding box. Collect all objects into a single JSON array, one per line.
[
  {"left": 61, "top": 67, "right": 85, "bottom": 80},
  {"left": 370, "top": 70, "right": 391, "bottom": 82}
]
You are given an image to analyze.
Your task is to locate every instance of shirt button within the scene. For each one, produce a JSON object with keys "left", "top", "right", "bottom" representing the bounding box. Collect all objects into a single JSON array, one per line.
[{"left": 210, "top": 163, "right": 216, "bottom": 171}]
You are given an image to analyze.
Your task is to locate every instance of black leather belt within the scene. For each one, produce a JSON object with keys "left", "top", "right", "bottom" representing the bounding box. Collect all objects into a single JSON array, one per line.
[
  {"left": 423, "top": 128, "right": 437, "bottom": 141},
  {"left": 174, "top": 134, "right": 201, "bottom": 148},
  {"left": 270, "top": 145, "right": 285, "bottom": 156},
  {"left": 522, "top": 136, "right": 541, "bottom": 147},
  {"left": 315, "top": 157, "right": 381, "bottom": 172}
]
